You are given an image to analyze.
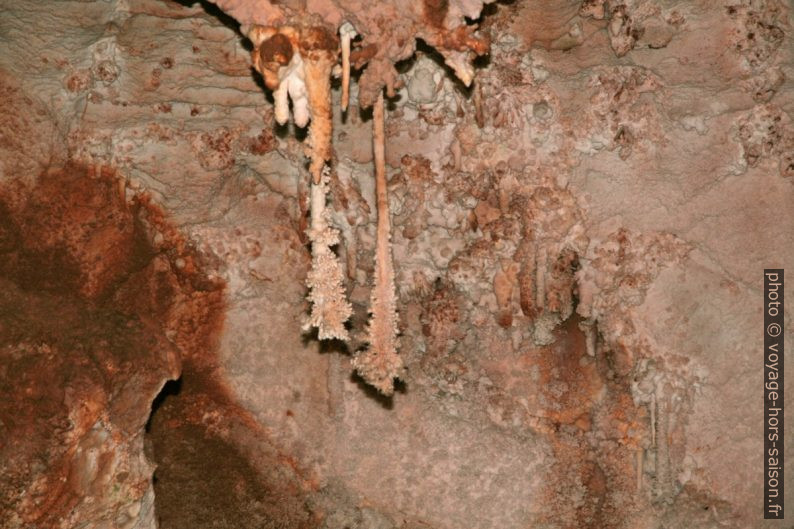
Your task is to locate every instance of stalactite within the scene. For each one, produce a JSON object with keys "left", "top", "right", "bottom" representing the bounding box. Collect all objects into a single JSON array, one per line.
[
  {"left": 250, "top": 23, "right": 406, "bottom": 393},
  {"left": 304, "top": 166, "right": 353, "bottom": 340},
  {"left": 339, "top": 22, "right": 356, "bottom": 113},
  {"left": 352, "top": 91, "right": 404, "bottom": 396},
  {"left": 304, "top": 47, "right": 334, "bottom": 185},
  {"left": 493, "top": 259, "right": 518, "bottom": 328},
  {"left": 274, "top": 52, "right": 309, "bottom": 127},
  {"left": 517, "top": 239, "right": 536, "bottom": 318},
  {"left": 249, "top": 27, "right": 307, "bottom": 127},
  {"left": 581, "top": 321, "right": 597, "bottom": 357},
  {"left": 535, "top": 245, "right": 547, "bottom": 310},
  {"left": 301, "top": 29, "right": 352, "bottom": 340},
  {"left": 650, "top": 392, "right": 657, "bottom": 447}
]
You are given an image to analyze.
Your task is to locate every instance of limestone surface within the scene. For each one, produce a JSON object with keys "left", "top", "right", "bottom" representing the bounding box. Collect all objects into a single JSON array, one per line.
[{"left": 0, "top": 1, "right": 792, "bottom": 528}]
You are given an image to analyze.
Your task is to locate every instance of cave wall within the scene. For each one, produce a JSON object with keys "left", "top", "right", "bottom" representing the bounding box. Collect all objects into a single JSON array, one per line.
[{"left": 0, "top": 0, "right": 793, "bottom": 528}]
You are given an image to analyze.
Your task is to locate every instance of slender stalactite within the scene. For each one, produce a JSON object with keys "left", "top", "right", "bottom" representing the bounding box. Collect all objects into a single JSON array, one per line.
[
  {"left": 302, "top": 30, "right": 352, "bottom": 340},
  {"left": 352, "top": 91, "right": 404, "bottom": 395},
  {"left": 339, "top": 22, "right": 356, "bottom": 113},
  {"left": 304, "top": 47, "right": 334, "bottom": 185}
]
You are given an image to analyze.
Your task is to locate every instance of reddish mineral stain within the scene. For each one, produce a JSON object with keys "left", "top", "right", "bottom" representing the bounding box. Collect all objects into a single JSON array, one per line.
[
  {"left": 424, "top": 0, "right": 449, "bottom": 28},
  {"left": 0, "top": 162, "right": 315, "bottom": 528}
]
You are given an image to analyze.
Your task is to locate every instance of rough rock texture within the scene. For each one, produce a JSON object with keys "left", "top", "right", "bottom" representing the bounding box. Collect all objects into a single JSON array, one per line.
[
  {"left": 212, "top": 0, "right": 493, "bottom": 105},
  {"left": 0, "top": 0, "right": 793, "bottom": 528},
  {"left": 0, "top": 163, "right": 208, "bottom": 527}
]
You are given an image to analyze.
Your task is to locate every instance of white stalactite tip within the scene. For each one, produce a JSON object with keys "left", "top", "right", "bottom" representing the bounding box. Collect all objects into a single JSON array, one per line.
[
  {"left": 304, "top": 168, "right": 353, "bottom": 341},
  {"left": 272, "top": 53, "right": 309, "bottom": 127},
  {"left": 444, "top": 50, "right": 476, "bottom": 87},
  {"left": 248, "top": 25, "right": 310, "bottom": 129},
  {"left": 339, "top": 22, "right": 357, "bottom": 112}
]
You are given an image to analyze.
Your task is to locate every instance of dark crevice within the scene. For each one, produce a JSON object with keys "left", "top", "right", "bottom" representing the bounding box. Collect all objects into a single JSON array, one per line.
[
  {"left": 170, "top": 0, "right": 241, "bottom": 36},
  {"left": 145, "top": 363, "right": 318, "bottom": 528},
  {"left": 349, "top": 371, "right": 407, "bottom": 410},
  {"left": 145, "top": 377, "right": 182, "bottom": 433}
]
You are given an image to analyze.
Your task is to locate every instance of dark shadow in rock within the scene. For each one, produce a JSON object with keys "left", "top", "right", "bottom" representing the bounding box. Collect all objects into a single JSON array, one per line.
[
  {"left": 349, "top": 371, "right": 407, "bottom": 410},
  {"left": 250, "top": 67, "right": 270, "bottom": 98},
  {"left": 170, "top": 0, "right": 241, "bottom": 36},
  {"left": 147, "top": 365, "right": 318, "bottom": 529},
  {"left": 318, "top": 337, "right": 352, "bottom": 356},
  {"left": 145, "top": 378, "right": 182, "bottom": 433},
  {"left": 415, "top": 39, "right": 474, "bottom": 98}
]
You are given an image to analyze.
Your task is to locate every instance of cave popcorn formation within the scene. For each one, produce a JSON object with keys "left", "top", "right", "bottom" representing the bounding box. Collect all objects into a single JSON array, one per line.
[{"left": 304, "top": 165, "right": 353, "bottom": 341}]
